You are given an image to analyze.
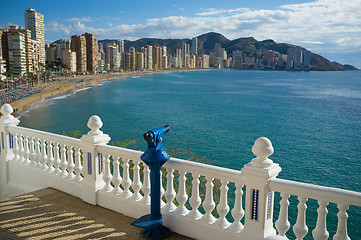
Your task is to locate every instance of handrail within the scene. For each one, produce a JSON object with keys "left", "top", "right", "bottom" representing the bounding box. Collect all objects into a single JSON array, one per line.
[
  {"left": 7, "top": 125, "right": 82, "bottom": 147},
  {"left": 269, "top": 178, "right": 361, "bottom": 206},
  {"left": 96, "top": 144, "right": 245, "bottom": 183}
]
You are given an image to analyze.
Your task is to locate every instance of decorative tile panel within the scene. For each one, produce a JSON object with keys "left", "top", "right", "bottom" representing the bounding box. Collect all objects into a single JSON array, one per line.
[
  {"left": 1, "top": 132, "right": 4, "bottom": 149},
  {"left": 98, "top": 153, "right": 103, "bottom": 174},
  {"left": 9, "top": 133, "right": 13, "bottom": 149},
  {"left": 251, "top": 189, "right": 259, "bottom": 221},
  {"left": 87, "top": 152, "right": 92, "bottom": 175},
  {"left": 267, "top": 190, "right": 272, "bottom": 220}
]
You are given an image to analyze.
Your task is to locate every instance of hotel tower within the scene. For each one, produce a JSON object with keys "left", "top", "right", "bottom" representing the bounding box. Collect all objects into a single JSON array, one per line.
[{"left": 24, "top": 8, "right": 45, "bottom": 66}]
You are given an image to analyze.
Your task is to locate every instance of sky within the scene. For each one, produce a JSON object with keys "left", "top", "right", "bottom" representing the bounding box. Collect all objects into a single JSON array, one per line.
[{"left": 1, "top": 0, "right": 361, "bottom": 68}]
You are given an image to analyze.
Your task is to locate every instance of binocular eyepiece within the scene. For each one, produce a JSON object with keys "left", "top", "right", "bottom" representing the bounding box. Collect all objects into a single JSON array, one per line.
[{"left": 143, "top": 125, "right": 170, "bottom": 142}]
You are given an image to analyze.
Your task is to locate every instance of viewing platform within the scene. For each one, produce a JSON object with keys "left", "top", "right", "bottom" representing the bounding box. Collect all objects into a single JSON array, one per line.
[
  {"left": 0, "top": 188, "right": 192, "bottom": 239},
  {"left": 1, "top": 103, "right": 361, "bottom": 240}
]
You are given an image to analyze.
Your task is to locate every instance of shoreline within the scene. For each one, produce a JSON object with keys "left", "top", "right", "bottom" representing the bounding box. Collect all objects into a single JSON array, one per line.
[{"left": 3, "top": 69, "right": 206, "bottom": 117}]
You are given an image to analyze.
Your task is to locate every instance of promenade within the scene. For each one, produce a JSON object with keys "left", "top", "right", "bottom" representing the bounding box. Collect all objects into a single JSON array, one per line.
[{"left": 0, "top": 188, "right": 193, "bottom": 240}]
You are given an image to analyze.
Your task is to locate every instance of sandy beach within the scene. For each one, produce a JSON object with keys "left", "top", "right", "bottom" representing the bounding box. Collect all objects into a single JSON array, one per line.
[{"left": 1, "top": 69, "right": 200, "bottom": 117}]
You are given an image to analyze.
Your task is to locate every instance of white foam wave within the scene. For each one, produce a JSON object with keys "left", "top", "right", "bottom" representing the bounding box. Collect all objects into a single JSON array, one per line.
[{"left": 72, "top": 87, "right": 91, "bottom": 94}]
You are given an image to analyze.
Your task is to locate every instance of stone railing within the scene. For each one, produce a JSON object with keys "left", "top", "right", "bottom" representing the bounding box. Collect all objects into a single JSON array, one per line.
[{"left": 1, "top": 103, "right": 360, "bottom": 240}]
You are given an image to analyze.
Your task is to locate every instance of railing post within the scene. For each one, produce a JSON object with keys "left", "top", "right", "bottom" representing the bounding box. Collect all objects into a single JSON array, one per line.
[
  {"left": 80, "top": 115, "right": 110, "bottom": 205},
  {"left": 240, "top": 137, "right": 282, "bottom": 240},
  {"left": 0, "top": 104, "right": 20, "bottom": 200}
]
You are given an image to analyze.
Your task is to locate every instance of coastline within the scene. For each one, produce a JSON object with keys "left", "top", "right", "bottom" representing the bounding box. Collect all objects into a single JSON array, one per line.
[{"left": 3, "top": 69, "right": 205, "bottom": 117}]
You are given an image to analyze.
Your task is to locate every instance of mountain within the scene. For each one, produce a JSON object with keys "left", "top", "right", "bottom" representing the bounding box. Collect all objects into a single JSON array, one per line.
[{"left": 97, "top": 32, "right": 358, "bottom": 71}]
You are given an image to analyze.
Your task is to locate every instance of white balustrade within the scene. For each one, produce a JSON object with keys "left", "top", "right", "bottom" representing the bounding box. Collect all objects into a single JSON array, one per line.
[
  {"left": 215, "top": 179, "right": 230, "bottom": 228},
  {"left": 201, "top": 175, "right": 216, "bottom": 224},
  {"left": 1, "top": 104, "right": 361, "bottom": 240},
  {"left": 102, "top": 154, "right": 113, "bottom": 192},
  {"left": 333, "top": 204, "right": 350, "bottom": 240},
  {"left": 164, "top": 167, "right": 176, "bottom": 212},
  {"left": 66, "top": 146, "right": 75, "bottom": 180},
  {"left": 73, "top": 147, "right": 83, "bottom": 182},
  {"left": 174, "top": 170, "right": 189, "bottom": 216},
  {"left": 121, "top": 158, "right": 132, "bottom": 198},
  {"left": 112, "top": 156, "right": 123, "bottom": 195},
  {"left": 187, "top": 173, "right": 202, "bottom": 219},
  {"left": 47, "top": 141, "right": 55, "bottom": 173},
  {"left": 275, "top": 192, "right": 290, "bottom": 236},
  {"left": 140, "top": 164, "right": 151, "bottom": 205},
  {"left": 293, "top": 196, "right": 308, "bottom": 240},
  {"left": 60, "top": 144, "right": 68, "bottom": 177},
  {"left": 230, "top": 183, "right": 244, "bottom": 232},
  {"left": 130, "top": 159, "right": 142, "bottom": 201},
  {"left": 40, "top": 139, "right": 47, "bottom": 171}
]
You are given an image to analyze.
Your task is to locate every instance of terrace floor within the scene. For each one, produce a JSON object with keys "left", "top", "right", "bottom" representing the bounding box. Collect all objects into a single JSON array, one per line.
[{"left": 0, "top": 188, "right": 193, "bottom": 240}]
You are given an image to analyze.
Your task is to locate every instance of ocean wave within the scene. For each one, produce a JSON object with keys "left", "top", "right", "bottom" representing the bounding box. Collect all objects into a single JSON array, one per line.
[{"left": 72, "top": 87, "right": 92, "bottom": 94}]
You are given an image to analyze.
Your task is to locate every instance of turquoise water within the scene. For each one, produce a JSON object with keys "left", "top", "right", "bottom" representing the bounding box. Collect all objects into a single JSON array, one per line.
[{"left": 19, "top": 70, "right": 361, "bottom": 238}]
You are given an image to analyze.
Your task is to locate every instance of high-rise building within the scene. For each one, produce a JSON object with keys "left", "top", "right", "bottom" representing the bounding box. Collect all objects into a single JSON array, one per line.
[
  {"left": 105, "top": 43, "right": 119, "bottom": 70},
  {"left": 7, "top": 32, "right": 27, "bottom": 76},
  {"left": 117, "top": 40, "right": 124, "bottom": 53},
  {"left": 24, "top": 8, "right": 45, "bottom": 66},
  {"left": 191, "top": 37, "right": 198, "bottom": 55},
  {"left": 136, "top": 52, "right": 144, "bottom": 70},
  {"left": 58, "top": 39, "right": 71, "bottom": 61},
  {"left": 232, "top": 50, "right": 243, "bottom": 69},
  {"left": 129, "top": 46, "right": 136, "bottom": 70},
  {"left": 31, "top": 40, "right": 41, "bottom": 72},
  {"left": 83, "top": 32, "right": 98, "bottom": 72},
  {"left": 143, "top": 45, "right": 152, "bottom": 70},
  {"left": 263, "top": 50, "right": 275, "bottom": 67},
  {"left": 62, "top": 49, "right": 76, "bottom": 72},
  {"left": 0, "top": 35, "right": 5, "bottom": 80},
  {"left": 202, "top": 54, "right": 209, "bottom": 69},
  {"left": 45, "top": 43, "right": 58, "bottom": 62},
  {"left": 71, "top": 35, "right": 87, "bottom": 72},
  {"left": 152, "top": 46, "right": 162, "bottom": 69}
]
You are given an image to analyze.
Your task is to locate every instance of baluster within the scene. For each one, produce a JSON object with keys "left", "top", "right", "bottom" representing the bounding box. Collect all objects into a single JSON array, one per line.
[
  {"left": 312, "top": 200, "right": 329, "bottom": 240},
  {"left": 230, "top": 183, "right": 244, "bottom": 232},
  {"left": 201, "top": 176, "right": 216, "bottom": 224},
  {"left": 18, "top": 134, "right": 25, "bottom": 163},
  {"left": 53, "top": 143, "right": 61, "bottom": 175},
  {"left": 164, "top": 167, "right": 176, "bottom": 212},
  {"left": 112, "top": 157, "right": 123, "bottom": 195},
  {"left": 47, "top": 142, "right": 55, "bottom": 173},
  {"left": 121, "top": 158, "right": 132, "bottom": 198},
  {"left": 215, "top": 179, "right": 230, "bottom": 228},
  {"left": 174, "top": 170, "right": 189, "bottom": 216},
  {"left": 13, "top": 133, "right": 19, "bottom": 161},
  {"left": 140, "top": 164, "right": 150, "bottom": 205},
  {"left": 333, "top": 204, "right": 350, "bottom": 240},
  {"left": 40, "top": 139, "right": 48, "bottom": 171},
  {"left": 188, "top": 173, "right": 202, "bottom": 219},
  {"left": 293, "top": 196, "right": 308, "bottom": 240},
  {"left": 160, "top": 171, "right": 165, "bottom": 207},
  {"left": 24, "top": 136, "right": 31, "bottom": 165},
  {"left": 60, "top": 144, "right": 68, "bottom": 177},
  {"left": 102, "top": 154, "right": 113, "bottom": 191},
  {"left": 73, "top": 147, "right": 82, "bottom": 182},
  {"left": 276, "top": 192, "right": 290, "bottom": 236},
  {"left": 66, "top": 146, "right": 75, "bottom": 180},
  {"left": 30, "top": 137, "right": 37, "bottom": 168},
  {"left": 130, "top": 159, "right": 142, "bottom": 200}
]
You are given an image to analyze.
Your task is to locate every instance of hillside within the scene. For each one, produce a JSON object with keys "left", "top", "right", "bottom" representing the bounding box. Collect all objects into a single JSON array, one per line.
[{"left": 98, "top": 32, "right": 358, "bottom": 71}]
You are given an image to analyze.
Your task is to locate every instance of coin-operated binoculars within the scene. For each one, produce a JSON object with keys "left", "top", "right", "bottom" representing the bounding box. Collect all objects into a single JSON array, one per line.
[{"left": 132, "top": 125, "right": 171, "bottom": 239}]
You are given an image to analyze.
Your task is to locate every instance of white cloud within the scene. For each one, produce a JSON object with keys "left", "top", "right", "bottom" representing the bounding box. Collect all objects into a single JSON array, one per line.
[
  {"left": 179, "top": 8, "right": 185, "bottom": 12},
  {"left": 45, "top": 0, "right": 361, "bottom": 55},
  {"left": 196, "top": 8, "right": 250, "bottom": 16},
  {"left": 65, "top": 17, "right": 93, "bottom": 23}
]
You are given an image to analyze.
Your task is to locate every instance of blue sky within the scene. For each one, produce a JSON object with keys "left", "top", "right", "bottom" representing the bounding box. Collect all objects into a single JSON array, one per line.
[{"left": 1, "top": 0, "right": 361, "bottom": 68}]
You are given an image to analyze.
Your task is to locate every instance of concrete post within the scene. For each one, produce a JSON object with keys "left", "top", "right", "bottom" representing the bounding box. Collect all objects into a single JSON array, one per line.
[
  {"left": 0, "top": 104, "right": 20, "bottom": 199},
  {"left": 80, "top": 115, "right": 110, "bottom": 205},
  {"left": 240, "top": 137, "right": 282, "bottom": 240}
]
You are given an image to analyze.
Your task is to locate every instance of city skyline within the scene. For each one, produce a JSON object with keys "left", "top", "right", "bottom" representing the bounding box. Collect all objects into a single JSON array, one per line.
[{"left": 0, "top": 0, "right": 361, "bottom": 68}]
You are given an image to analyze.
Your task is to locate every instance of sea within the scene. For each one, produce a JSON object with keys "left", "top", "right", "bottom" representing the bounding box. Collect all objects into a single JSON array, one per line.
[{"left": 19, "top": 70, "right": 361, "bottom": 239}]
